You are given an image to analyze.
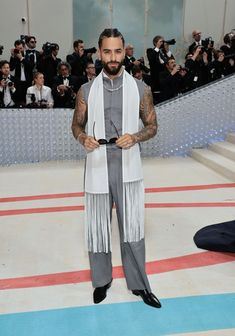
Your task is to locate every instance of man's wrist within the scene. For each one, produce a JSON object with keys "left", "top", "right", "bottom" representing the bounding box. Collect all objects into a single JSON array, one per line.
[{"left": 77, "top": 132, "right": 86, "bottom": 145}]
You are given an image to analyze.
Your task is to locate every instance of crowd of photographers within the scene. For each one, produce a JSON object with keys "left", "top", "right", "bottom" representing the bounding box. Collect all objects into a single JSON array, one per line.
[{"left": 0, "top": 30, "right": 235, "bottom": 108}]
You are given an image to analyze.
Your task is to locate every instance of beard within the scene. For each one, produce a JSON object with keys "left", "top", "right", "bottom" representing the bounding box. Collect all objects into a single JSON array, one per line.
[{"left": 102, "top": 60, "right": 123, "bottom": 76}]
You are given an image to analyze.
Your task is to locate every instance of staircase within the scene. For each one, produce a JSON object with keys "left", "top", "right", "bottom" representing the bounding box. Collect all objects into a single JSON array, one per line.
[{"left": 191, "top": 133, "right": 235, "bottom": 181}]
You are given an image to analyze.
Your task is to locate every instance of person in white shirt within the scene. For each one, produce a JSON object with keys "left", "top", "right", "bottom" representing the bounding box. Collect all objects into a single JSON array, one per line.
[{"left": 26, "top": 72, "right": 53, "bottom": 108}]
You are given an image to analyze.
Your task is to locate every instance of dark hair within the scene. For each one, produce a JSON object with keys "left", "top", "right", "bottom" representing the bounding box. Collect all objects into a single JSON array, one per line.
[
  {"left": 98, "top": 28, "right": 125, "bottom": 48},
  {"left": 73, "top": 39, "right": 84, "bottom": 49},
  {"left": 0, "top": 60, "right": 10, "bottom": 68},
  {"left": 223, "top": 33, "right": 231, "bottom": 45},
  {"left": 25, "top": 36, "right": 36, "bottom": 44},
  {"left": 153, "top": 35, "right": 163, "bottom": 47},
  {"left": 57, "top": 61, "right": 71, "bottom": 73},
  {"left": 14, "top": 39, "right": 23, "bottom": 47},
  {"left": 132, "top": 65, "right": 142, "bottom": 76}
]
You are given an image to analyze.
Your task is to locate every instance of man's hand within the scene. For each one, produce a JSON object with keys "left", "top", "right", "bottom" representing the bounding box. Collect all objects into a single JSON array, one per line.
[
  {"left": 80, "top": 134, "right": 99, "bottom": 152},
  {"left": 116, "top": 133, "right": 136, "bottom": 149}
]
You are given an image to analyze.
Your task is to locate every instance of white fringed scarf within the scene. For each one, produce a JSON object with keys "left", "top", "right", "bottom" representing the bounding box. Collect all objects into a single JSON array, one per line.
[{"left": 85, "top": 69, "right": 144, "bottom": 253}]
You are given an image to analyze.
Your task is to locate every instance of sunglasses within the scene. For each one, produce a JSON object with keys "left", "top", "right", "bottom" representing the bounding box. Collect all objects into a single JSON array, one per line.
[{"left": 93, "top": 120, "right": 119, "bottom": 145}]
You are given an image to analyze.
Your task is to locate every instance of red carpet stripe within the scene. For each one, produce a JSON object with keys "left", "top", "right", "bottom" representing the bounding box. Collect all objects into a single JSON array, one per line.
[
  {"left": 0, "top": 183, "right": 234, "bottom": 203},
  {"left": 0, "top": 202, "right": 234, "bottom": 217},
  {"left": 0, "top": 251, "right": 235, "bottom": 290},
  {"left": 145, "top": 183, "right": 235, "bottom": 193},
  {"left": 0, "top": 192, "right": 84, "bottom": 203}
]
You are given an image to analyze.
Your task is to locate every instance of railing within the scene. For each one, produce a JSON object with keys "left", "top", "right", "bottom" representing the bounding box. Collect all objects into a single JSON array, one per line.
[{"left": 0, "top": 74, "right": 235, "bottom": 165}]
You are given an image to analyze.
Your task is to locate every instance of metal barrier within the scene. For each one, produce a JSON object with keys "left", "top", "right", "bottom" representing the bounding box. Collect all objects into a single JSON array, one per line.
[{"left": 0, "top": 75, "right": 235, "bottom": 165}]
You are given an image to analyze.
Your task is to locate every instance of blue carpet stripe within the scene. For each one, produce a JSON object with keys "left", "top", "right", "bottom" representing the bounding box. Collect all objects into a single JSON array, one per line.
[{"left": 0, "top": 293, "right": 235, "bottom": 336}]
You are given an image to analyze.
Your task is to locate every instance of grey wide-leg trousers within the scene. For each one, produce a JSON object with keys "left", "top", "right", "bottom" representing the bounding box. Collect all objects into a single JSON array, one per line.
[{"left": 88, "top": 148, "right": 151, "bottom": 291}]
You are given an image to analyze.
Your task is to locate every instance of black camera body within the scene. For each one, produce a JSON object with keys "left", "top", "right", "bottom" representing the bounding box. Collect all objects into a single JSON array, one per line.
[
  {"left": 42, "top": 42, "right": 58, "bottom": 56},
  {"left": 202, "top": 37, "right": 214, "bottom": 50},
  {"left": 84, "top": 47, "right": 97, "bottom": 55},
  {"left": 0, "top": 45, "right": 4, "bottom": 55},
  {"left": 163, "top": 39, "right": 176, "bottom": 45}
]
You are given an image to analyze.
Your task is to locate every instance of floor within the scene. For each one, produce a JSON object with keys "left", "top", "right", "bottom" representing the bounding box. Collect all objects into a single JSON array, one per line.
[{"left": 0, "top": 156, "right": 235, "bottom": 336}]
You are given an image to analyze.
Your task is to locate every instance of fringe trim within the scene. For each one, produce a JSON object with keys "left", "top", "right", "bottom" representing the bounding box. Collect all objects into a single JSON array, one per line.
[
  {"left": 123, "top": 180, "right": 145, "bottom": 242},
  {"left": 85, "top": 192, "right": 111, "bottom": 253}
]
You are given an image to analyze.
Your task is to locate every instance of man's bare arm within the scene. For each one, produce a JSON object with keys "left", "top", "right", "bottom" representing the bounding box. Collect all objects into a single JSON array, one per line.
[
  {"left": 133, "top": 84, "right": 158, "bottom": 143},
  {"left": 71, "top": 88, "right": 87, "bottom": 145},
  {"left": 71, "top": 87, "right": 99, "bottom": 150}
]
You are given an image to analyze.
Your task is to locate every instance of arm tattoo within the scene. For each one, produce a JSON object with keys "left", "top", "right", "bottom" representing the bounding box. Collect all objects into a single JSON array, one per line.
[
  {"left": 134, "top": 84, "right": 158, "bottom": 143},
  {"left": 71, "top": 87, "right": 88, "bottom": 140}
]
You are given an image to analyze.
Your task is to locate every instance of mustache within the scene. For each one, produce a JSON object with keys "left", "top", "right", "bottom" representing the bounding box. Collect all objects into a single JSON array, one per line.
[{"left": 107, "top": 61, "right": 120, "bottom": 65}]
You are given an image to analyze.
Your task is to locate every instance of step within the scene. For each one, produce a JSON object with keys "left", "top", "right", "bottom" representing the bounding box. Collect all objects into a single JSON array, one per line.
[
  {"left": 227, "top": 132, "right": 235, "bottom": 144},
  {"left": 209, "top": 141, "right": 235, "bottom": 161},
  {"left": 191, "top": 148, "right": 235, "bottom": 181}
]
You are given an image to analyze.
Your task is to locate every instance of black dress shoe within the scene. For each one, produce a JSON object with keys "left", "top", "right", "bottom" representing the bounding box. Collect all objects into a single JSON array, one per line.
[
  {"left": 93, "top": 279, "right": 112, "bottom": 304},
  {"left": 132, "top": 289, "right": 161, "bottom": 308}
]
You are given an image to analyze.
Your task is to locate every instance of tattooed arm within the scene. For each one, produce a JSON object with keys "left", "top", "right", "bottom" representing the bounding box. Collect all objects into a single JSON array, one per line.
[
  {"left": 115, "top": 84, "right": 157, "bottom": 149},
  {"left": 71, "top": 87, "right": 99, "bottom": 151},
  {"left": 133, "top": 84, "right": 158, "bottom": 143},
  {"left": 71, "top": 87, "right": 87, "bottom": 144}
]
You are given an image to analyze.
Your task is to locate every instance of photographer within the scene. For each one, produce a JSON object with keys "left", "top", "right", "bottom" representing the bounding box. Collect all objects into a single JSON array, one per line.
[
  {"left": 52, "top": 62, "right": 78, "bottom": 108},
  {"left": 66, "top": 39, "right": 97, "bottom": 77},
  {"left": 0, "top": 60, "right": 17, "bottom": 107},
  {"left": 189, "top": 30, "right": 214, "bottom": 62},
  {"left": 39, "top": 42, "right": 61, "bottom": 88},
  {"left": 146, "top": 35, "right": 166, "bottom": 93},
  {"left": 26, "top": 72, "right": 53, "bottom": 108},
  {"left": 159, "top": 58, "right": 188, "bottom": 102},
  {"left": 208, "top": 50, "right": 228, "bottom": 81},
  {"left": 185, "top": 45, "right": 210, "bottom": 90},
  {"left": 124, "top": 44, "right": 149, "bottom": 74},
  {"left": 9, "top": 39, "right": 33, "bottom": 106}
]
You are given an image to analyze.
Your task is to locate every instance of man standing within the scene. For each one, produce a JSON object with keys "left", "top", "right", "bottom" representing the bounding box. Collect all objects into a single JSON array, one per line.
[{"left": 72, "top": 28, "right": 161, "bottom": 308}]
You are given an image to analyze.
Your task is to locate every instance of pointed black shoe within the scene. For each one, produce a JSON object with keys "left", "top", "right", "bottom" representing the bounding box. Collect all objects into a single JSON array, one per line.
[
  {"left": 93, "top": 279, "right": 112, "bottom": 304},
  {"left": 132, "top": 289, "right": 162, "bottom": 308}
]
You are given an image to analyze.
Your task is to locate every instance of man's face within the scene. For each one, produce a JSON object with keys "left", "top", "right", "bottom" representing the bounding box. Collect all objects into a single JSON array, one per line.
[
  {"left": 86, "top": 64, "right": 96, "bottom": 77},
  {"left": 15, "top": 44, "right": 24, "bottom": 52},
  {"left": 193, "top": 32, "right": 201, "bottom": 42},
  {"left": 60, "top": 66, "right": 69, "bottom": 77},
  {"left": 156, "top": 38, "right": 164, "bottom": 49},
  {"left": 99, "top": 37, "right": 125, "bottom": 76},
  {"left": 1, "top": 63, "right": 10, "bottom": 76},
  {"left": 167, "top": 59, "right": 176, "bottom": 71},
  {"left": 28, "top": 38, "right": 37, "bottom": 49},
  {"left": 125, "top": 45, "right": 134, "bottom": 57},
  {"left": 133, "top": 71, "right": 143, "bottom": 80},
  {"left": 75, "top": 43, "right": 84, "bottom": 53}
]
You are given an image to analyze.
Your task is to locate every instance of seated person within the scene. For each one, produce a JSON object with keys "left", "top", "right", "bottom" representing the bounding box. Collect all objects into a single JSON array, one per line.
[
  {"left": 26, "top": 72, "right": 53, "bottom": 108},
  {"left": 132, "top": 65, "right": 151, "bottom": 86},
  {"left": 159, "top": 58, "right": 186, "bottom": 102},
  {"left": 0, "top": 60, "right": 17, "bottom": 108},
  {"left": 52, "top": 62, "right": 78, "bottom": 108},
  {"left": 77, "top": 61, "right": 96, "bottom": 90}
]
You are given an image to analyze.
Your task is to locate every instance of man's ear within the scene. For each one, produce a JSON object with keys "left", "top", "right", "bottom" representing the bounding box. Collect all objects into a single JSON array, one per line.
[{"left": 97, "top": 48, "right": 101, "bottom": 60}]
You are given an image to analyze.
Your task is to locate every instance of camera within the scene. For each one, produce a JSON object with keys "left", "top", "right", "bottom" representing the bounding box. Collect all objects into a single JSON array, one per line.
[
  {"left": 4, "top": 79, "right": 14, "bottom": 87},
  {"left": 84, "top": 47, "right": 97, "bottom": 54},
  {"left": 42, "top": 42, "right": 58, "bottom": 56},
  {"left": 14, "top": 48, "right": 20, "bottom": 54},
  {"left": 202, "top": 37, "right": 214, "bottom": 50},
  {"left": 163, "top": 39, "right": 176, "bottom": 45},
  {"left": 0, "top": 45, "right": 4, "bottom": 55}
]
